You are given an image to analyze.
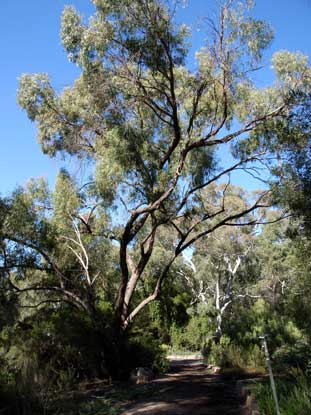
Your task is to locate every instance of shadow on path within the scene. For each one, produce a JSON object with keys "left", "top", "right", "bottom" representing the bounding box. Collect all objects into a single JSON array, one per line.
[{"left": 120, "top": 359, "right": 250, "bottom": 415}]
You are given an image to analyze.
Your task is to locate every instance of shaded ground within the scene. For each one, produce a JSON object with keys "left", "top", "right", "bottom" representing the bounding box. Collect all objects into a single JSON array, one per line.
[
  {"left": 0, "top": 359, "right": 263, "bottom": 415},
  {"left": 119, "top": 359, "right": 251, "bottom": 415}
]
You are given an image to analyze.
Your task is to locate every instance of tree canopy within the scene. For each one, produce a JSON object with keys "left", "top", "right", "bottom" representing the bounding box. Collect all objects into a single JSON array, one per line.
[{"left": 10, "top": 0, "right": 311, "bottom": 333}]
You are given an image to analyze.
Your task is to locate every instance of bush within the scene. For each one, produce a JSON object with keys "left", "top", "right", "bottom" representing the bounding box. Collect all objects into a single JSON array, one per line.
[
  {"left": 169, "top": 314, "right": 212, "bottom": 353},
  {"left": 255, "top": 370, "right": 311, "bottom": 415},
  {"left": 2, "top": 307, "right": 118, "bottom": 393},
  {"left": 205, "top": 336, "right": 265, "bottom": 369},
  {"left": 225, "top": 300, "right": 304, "bottom": 353},
  {"left": 272, "top": 340, "right": 311, "bottom": 372},
  {"left": 207, "top": 336, "right": 231, "bottom": 367},
  {"left": 121, "top": 335, "right": 168, "bottom": 377}
]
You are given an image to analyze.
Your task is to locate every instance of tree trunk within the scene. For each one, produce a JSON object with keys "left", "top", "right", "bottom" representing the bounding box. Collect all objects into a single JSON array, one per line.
[{"left": 214, "top": 276, "right": 222, "bottom": 343}]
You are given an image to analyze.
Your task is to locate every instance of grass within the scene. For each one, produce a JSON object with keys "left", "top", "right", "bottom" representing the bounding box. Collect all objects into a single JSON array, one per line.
[
  {"left": 254, "top": 370, "right": 311, "bottom": 415},
  {"left": 0, "top": 380, "right": 159, "bottom": 415},
  {"left": 54, "top": 382, "right": 159, "bottom": 415}
]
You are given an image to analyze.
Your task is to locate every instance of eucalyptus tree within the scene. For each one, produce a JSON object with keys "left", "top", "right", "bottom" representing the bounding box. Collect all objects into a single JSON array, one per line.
[
  {"left": 253, "top": 217, "right": 295, "bottom": 305},
  {"left": 8, "top": 0, "right": 311, "bottom": 334},
  {"left": 181, "top": 201, "right": 260, "bottom": 342}
]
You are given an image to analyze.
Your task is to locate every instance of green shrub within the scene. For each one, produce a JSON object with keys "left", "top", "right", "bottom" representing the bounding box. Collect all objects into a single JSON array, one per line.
[
  {"left": 122, "top": 335, "right": 169, "bottom": 377},
  {"left": 272, "top": 340, "right": 311, "bottom": 372},
  {"left": 169, "top": 324, "right": 189, "bottom": 352},
  {"left": 208, "top": 336, "right": 231, "bottom": 367},
  {"left": 225, "top": 300, "right": 304, "bottom": 353},
  {"left": 169, "top": 314, "right": 212, "bottom": 353},
  {"left": 255, "top": 370, "right": 311, "bottom": 415},
  {"left": 206, "top": 336, "right": 265, "bottom": 369},
  {"left": 2, "top": 307, "right": 117, "bottom": 392}
]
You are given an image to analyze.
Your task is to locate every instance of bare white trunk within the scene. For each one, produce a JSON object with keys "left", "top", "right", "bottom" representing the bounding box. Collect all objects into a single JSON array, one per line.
[{"left": 215, "top": 275, "right": 222, "bottom": 339}]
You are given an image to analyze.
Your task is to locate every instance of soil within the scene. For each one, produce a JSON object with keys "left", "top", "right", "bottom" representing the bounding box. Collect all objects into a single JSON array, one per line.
[{"left": 119, "top": 359, "right": 253, "bottom": 415}]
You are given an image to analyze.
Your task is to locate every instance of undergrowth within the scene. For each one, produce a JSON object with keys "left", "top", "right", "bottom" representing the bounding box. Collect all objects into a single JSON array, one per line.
[
  {"left": 53, "top": 383, "right": 158, "bottom": 415},
  {"left": 254, "top": 369, "right": 311, "bottom": 415}
]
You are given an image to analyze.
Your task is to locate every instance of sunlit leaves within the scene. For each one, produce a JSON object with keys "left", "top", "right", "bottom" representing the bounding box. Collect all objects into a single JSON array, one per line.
[
  {"left": 272, "top": 51, "right": 311, "bottom": 90},
  {"left": 52, "top": 169, "right": 81, "bottom": 232}
]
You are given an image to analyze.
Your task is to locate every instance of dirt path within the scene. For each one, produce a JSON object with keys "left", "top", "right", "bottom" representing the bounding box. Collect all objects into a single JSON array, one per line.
[{"left": 120, "top": 359, "right": 251, "bottom": 415}]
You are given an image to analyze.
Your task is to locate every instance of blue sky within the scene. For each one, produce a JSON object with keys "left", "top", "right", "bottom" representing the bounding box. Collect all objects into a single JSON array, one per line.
[{"left": 1, "top": 0, "right": 311, "bottom": 195}]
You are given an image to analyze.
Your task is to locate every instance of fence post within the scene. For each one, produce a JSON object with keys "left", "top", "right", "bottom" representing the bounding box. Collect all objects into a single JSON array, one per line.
[{"left": 259, "top": 334, "right": 281, "bottom": 415}]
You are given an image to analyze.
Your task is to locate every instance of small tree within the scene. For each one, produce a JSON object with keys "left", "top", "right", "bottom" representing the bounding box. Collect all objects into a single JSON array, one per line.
[{"left": 181, "top": 206, "right": 260, "bottom": 342}]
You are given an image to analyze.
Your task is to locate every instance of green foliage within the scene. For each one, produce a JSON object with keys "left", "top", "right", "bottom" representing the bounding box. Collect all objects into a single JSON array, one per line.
[
  {"left": 170, "top": 313, "right": 212, "bottom": 352},
  {"left": 272, "top": 340, "right": 311, "bottom": 372},
  {"left": 2, "top": 308, "right": 113, "bottom": 390},
  {"left": 205, "top": 336, "right": 265, "bottom": 369},
  {"left": 146, "top": 277, "right": 191, "bottom": 342},
  {"left": 255, "top": 370, "right": 311, "bottom": 415},
  {"left": 52, "top": 169, "right": 81, "bottom": 231},
  {"left": 223, "top": 299, "right": 303, "bottom": 352},
  {"left": 50, "top": 382, "right": 159, "bottom": 415},
  {"left": 122, "top": 334, "right": 169, "bottom": 376}
]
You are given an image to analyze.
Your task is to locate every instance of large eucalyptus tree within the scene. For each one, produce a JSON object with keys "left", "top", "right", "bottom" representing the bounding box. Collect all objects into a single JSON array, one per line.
[{"left": 3, "top": 0, "right": 311, "bottom": 334}]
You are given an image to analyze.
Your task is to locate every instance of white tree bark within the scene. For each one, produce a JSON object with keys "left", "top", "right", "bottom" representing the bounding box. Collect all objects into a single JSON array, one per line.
[{"left": 182, "top": 243, "right": 260, "bottom": 342}]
